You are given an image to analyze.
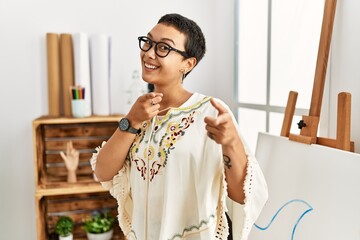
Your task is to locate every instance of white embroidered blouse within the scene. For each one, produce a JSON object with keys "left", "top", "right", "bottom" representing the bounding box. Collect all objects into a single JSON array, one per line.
[{"left": 90, "top": 93, "right": 268, "bottom": 240}]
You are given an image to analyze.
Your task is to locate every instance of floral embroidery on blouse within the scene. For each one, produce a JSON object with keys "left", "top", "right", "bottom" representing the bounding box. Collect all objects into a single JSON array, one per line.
[
  {"left": 130, "top": 111, "right": 196, "bottom": 181},
  {"left": 131, "top": 121, "right": 148, "bottom": 155}
]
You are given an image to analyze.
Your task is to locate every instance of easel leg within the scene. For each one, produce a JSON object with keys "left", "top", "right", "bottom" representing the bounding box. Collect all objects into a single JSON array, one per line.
[
  {"left": 281, "top": 91, "right": 298, "bottom": 137},
  {"left": 336, "top": 92, "right": 351, "bottom": 151}
]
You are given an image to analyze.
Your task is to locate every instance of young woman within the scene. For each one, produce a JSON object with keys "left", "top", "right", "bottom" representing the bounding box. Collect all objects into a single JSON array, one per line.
[{"left": 91, "top": 13, "right": 268, "bottom": 240}]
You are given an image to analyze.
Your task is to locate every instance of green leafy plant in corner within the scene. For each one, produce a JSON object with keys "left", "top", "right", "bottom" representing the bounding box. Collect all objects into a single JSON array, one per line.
[
  {"left": 55, "top": 216, "right": 74, "bottom": 237},
  {"left": 83, "top": 212, "right": 115, "bottom": 234}
]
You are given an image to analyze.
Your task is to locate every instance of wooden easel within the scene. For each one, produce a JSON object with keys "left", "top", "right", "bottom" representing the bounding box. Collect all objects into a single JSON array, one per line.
[{"left": 280, "top": 0, "right": 355, "bottom": 152}]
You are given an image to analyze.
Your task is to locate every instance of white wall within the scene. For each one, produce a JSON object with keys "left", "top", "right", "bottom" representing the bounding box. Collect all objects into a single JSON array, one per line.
[
  {"left": 0, "top": 0, "right": 233, "bottom": 239},
  {"left": 330, "top": 0, "right": 360, "bottom": 152}
]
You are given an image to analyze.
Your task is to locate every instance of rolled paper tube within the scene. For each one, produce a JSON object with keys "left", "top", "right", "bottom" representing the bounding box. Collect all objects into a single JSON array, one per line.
[
  {"left": 60, "top": 34, "right": 75, "bottom": 116},
  {"left": 90, "top": 34, "right": 111, "bottom": 115},
  {"left": 73, "top": 33, "right": 92, "bottom": 117},
  {"left": 46, "top": 33, "right": 61, "bottom": 116}
]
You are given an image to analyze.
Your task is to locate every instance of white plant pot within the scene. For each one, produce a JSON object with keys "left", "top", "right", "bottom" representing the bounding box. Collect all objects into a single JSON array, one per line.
[
  {"left": 59, "top": 233, "right": 73, "bottom": 240},
  {"left": 86, "top": 229, "right": 113, "bottom": 240}
]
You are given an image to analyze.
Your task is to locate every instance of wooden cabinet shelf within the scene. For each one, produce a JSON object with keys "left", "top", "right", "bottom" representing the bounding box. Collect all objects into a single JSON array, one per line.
[
  {"left": 32, "top": 115, "right": 125, "bottom": 240},
  {"left": 35, "top": 183, "right": 107, "bottom": 197}
]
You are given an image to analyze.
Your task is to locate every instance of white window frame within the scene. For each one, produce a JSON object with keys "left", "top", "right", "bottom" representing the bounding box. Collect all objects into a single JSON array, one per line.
[{"left": 234, "top": 0, "right": 330, "bottom": 151}]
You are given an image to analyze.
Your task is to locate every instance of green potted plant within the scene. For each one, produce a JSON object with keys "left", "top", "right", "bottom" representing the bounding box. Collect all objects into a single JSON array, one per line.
[
  {"left": 83, "top": 211, "right": 115, "bottom": 240},
  {"left": 55, "top": 216, "right": 74, "bottom": 240}
]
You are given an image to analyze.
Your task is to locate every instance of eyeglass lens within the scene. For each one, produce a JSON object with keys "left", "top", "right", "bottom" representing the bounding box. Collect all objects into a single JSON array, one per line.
[{"left": 139, "top": 37, "right": 171, "bottom": 57}]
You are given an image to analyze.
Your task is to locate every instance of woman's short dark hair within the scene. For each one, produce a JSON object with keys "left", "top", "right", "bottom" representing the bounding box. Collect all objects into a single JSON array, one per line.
[{"left": 158, "top": 13, "right": 206, "bottom": 68}]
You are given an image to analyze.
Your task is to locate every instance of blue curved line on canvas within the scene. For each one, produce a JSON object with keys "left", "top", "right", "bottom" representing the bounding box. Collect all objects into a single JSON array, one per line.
[{"left": 254, "top": 199, "right": 313, "bottom": 240}]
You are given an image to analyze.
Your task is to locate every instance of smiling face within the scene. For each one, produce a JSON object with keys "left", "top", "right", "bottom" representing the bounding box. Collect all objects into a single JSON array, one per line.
[{"left": 140, "top": 23, "right": 194, "bottom": 87}]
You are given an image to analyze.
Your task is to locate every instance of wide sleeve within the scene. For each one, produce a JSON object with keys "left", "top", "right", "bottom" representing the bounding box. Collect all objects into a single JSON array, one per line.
[
  {"left": 89, "top": 141, "right": 133, "bottom": 236},
  {"left": 231, "top": 134, "right": 269, "bottom": 240},
  {"left": 215, "top": 98, "right": 269, "bottom": 240},
  {"left": 89, "top": 141, "right": 113, "bottom": 190}
]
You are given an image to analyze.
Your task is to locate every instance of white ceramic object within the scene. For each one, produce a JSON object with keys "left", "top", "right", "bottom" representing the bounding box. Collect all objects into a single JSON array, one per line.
[
  {"left": 86, "top": 229, "right": 113, "bottom": 240},
  {"left": 59, "top": 233, "right": 73, "bottom": 240}
]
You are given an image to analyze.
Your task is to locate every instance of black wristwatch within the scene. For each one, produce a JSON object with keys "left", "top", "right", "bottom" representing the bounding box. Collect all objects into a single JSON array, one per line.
[{"left": 118, "top": 118, "right": 140, "bottom": 134}]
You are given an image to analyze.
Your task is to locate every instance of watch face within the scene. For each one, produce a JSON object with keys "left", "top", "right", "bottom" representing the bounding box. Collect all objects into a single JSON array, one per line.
[{"left": 119, "top": 118, "right": 130, "bottom": 131}]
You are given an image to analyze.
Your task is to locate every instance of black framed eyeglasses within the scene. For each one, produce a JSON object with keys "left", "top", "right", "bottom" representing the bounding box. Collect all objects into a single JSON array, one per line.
[{"left": 138, "top": 36, "right": 189, "bottom": 58}]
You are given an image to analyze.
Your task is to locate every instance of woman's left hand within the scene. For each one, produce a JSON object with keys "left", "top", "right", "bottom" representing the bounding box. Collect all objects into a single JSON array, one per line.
[
  {"left": 205, "top": 98, "right": 248, "bottom": 204},
  {"left": 204, "top": 98, "right": 240, "bottom": 146}
]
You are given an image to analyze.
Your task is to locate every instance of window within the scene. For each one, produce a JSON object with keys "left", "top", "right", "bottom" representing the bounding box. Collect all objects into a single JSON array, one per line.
[{"left": 235, "top": 0, "right": 326, "bottom": 152}]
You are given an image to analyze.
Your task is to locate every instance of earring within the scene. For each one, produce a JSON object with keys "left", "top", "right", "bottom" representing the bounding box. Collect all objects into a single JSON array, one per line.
[
  {"left": 183, "top": 71, "right": 187, "bottom": 79},
  {"left": 179, "top": 69, "right": 185, "bottom": 83},
  {"left": 181, "top": 69, "right": 187, "bottom": 83}
]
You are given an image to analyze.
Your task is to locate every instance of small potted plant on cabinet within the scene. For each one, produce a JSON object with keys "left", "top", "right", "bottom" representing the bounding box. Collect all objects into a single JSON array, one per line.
[
  {"left": 83, "top": 211, "right": 115, "bottom": 240},
  {"left": 55, "top": 216, "right": 74, "bottom": 240}
]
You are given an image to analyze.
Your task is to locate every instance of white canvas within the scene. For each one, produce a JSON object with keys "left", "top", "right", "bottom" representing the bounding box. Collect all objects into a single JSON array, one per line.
[{"left": 249, "top": 132, "right": 360, "bottom": 240}]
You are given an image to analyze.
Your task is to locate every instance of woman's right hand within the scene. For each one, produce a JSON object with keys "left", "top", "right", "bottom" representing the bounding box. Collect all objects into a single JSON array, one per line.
[
  {"left": 94, "top": 92, "right": 163, "bottom": 182},
  {"left": 126, "top": 92, "right": 163, "bottom": 127}
]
